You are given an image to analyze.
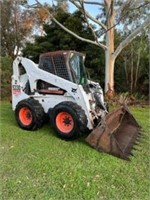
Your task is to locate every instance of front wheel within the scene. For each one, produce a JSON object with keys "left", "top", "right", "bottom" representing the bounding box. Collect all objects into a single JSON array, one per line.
[{"left": 51, "top": 101, "right": 88, "bottom": 140}]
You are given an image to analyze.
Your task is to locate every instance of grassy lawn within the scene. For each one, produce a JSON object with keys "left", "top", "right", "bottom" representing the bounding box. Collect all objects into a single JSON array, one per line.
[{"left": 1, "top": 101, "right": 149, "bottom": 200}]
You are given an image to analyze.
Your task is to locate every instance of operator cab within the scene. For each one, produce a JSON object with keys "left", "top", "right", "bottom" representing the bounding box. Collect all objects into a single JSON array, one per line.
[{"left": 38, "top": 50, "right": 88, "bottom": 85}]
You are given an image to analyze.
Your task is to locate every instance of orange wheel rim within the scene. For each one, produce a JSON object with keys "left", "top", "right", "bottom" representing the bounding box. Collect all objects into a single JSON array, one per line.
[
  {"left": 56, "top": 112, "right": 74, "bottom": 133},
  {"left": 19, "top": 107, "right": 32, "bottom": 126}
]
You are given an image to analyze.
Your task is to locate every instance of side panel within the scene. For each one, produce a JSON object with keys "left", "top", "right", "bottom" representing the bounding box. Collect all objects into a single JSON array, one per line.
[{"left": 33, "top": 95, "right": 75, "bottom": 113}]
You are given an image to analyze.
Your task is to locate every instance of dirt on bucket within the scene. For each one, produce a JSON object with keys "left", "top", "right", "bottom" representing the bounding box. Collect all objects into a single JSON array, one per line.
[{"left": 86, "top": 106, "right": 141, "bottom": 160}]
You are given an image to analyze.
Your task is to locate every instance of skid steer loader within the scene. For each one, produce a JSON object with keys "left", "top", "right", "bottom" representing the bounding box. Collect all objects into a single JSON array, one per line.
[{"left": 12, "top": 50, "right": 141, "bottom": 160}]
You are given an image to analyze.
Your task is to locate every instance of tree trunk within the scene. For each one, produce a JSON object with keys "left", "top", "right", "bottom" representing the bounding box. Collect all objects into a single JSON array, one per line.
[
  {"left": 130, "top": 44, "right": 134, "bottom": 93},
  {"left": 105, "top": 49, "right": 115, "bottom": 95},
  {"left": 124, "top": 56, "right": 128, "bottom": 87},
  {"left": 134, "top": 39, "right": 141, "bottom": 91},
  {"left": 104, "top": 0, "right": 115, "bottom": 97}
]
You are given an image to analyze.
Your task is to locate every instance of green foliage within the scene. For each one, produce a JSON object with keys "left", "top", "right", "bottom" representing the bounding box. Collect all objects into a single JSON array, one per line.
[
  {"left": 23, "top": 9, "right": 105, "bottom": 86},
  {"left": 1, "top": 0, "right": 33, "bottom": 58},
  {"left": 0, "top": 57, "right": 13, "bottom": 99},
  {"left": 1, "top": 102, "right": 150, "bottom": 199},
  {"left": 114, "top": 34, "right": 149, "bottom": 95}
]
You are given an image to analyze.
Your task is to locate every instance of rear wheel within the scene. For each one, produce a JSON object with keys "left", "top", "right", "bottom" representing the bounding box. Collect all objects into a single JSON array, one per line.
[
  {"left": 51, "top": 101, "right": 87, "bottom": 140},
  {"left": 15, "top": 98, "right": 45, "bottom": 130}
]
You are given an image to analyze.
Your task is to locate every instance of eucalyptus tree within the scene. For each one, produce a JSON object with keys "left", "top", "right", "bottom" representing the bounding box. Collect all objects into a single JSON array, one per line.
[
  {"left": 1, "top": 0, "right": 34, "bottom": 58},
  {"left": 116, "top": 33, "right": 149, "bottom": 94},
  {"left": 26, "top": 0, "right": 150, "bottom": 95}
]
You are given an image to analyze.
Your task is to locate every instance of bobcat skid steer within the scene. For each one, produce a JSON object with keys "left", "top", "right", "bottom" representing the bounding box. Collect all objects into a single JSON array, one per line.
[{"left": 12, "top": 50, "right": 141, "bottom": 160}]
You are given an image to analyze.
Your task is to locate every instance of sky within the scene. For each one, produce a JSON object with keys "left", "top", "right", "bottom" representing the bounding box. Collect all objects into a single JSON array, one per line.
[{"left": 28, "top": 0, "right": 100, "bottom": 16}]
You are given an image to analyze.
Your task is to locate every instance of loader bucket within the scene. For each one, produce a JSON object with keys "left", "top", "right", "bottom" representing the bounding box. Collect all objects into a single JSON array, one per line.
[{"left": 86, "top": 106, "right": 141, "bottom": 160}]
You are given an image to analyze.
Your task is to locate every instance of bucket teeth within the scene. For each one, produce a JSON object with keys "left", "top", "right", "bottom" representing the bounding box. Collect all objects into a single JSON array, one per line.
[
  {"left": 136, "top": 134, "right": 141, "bottom": 139},
  {"left": 130, "top": 152, "right": 134, "bottom": 156},
  {"left": 136, "top": 137, "right": 141, "bottom": 142},
  {"left": 134, "top": 141, "right": 140, "bottom": 145},
  {"left": 123, "top": 155, "right": 131, "bottom": 161},
  {"left": 131, "top": 146, "right": 138, "bottom": 151}
]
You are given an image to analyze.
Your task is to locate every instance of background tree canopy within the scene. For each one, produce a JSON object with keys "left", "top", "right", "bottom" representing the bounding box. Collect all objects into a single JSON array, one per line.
[
  {"left": 23, "top": 7, "right": 149, "bottom": 96},
  {"left": 1, "top": 1, "right": 149, "bottom": 99},
  {"left": 23, "top": 9, "right": 106, "bottom": 87}
]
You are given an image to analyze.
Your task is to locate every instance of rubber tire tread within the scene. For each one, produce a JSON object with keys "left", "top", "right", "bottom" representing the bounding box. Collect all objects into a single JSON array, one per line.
[
  {"left": 15, "top": 98, "right": 45, "bottom": 130},
  {"left": 51, "top": 101, "right": 88, "bottom": 140},
  {"left": 65, "top": 101, "right": 88, "bottom": 133}
]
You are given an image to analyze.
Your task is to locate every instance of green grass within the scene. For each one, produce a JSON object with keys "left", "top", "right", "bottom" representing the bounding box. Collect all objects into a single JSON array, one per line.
[{"left": 1, "top": 102, "right": 150, "bottom": 200}]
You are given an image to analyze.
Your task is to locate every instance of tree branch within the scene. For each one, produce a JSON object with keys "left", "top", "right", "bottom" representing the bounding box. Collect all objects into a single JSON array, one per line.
[
  {"left": 130, "top": 2, "right": 150, "bottom": 10},
  {"left": 52, "top": 16, "right": 107, "bottom": 49},
  {"left": 28, "top": 3, "right": 39, "bottom": 8},
  {"left": 114, "top": 17, "right": 150, "bottom": 60},
  {"left": 82, "top": 0, "right": 104, "bottom": 6},
  {"left": 80, "top": 0, "right": 99, "bottom": 42},
  {"left": 34, "top": 0, "right": 107, "bottom": 50},
  {"left": 69, "top": 0, "right": 107, "bottom": 30}
]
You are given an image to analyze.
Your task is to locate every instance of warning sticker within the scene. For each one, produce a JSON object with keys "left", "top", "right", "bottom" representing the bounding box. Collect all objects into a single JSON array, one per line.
[{"left": 12, "top": 85, "right": 21, "bottom": 95}]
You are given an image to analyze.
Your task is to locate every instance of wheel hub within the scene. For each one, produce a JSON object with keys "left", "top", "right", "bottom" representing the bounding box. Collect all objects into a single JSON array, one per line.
[
  {"left": 26, "top": 112, "right": 32, "bottom": 119},
  {"left": 63, "top": 117, "right": 72, "bottom": 126},
  {"left": 56, "top": 112, "right": 74, "bottom": 133},
  {"left": 19, "top": 107, "right": 33, "bottom": 126}
]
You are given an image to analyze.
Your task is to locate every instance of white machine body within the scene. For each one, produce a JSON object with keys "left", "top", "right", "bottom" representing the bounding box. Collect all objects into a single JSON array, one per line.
[{"left": 12, "top": 52, "right": 106, "bottom": 131}]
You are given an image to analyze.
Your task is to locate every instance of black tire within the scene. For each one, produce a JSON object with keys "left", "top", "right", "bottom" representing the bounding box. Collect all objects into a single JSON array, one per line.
[
  {"left": 50, "top": 101, "right": 88, "bottom": 140},
  {"left": 15, "top": 98, "right": 45, "bottom": 130}
]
